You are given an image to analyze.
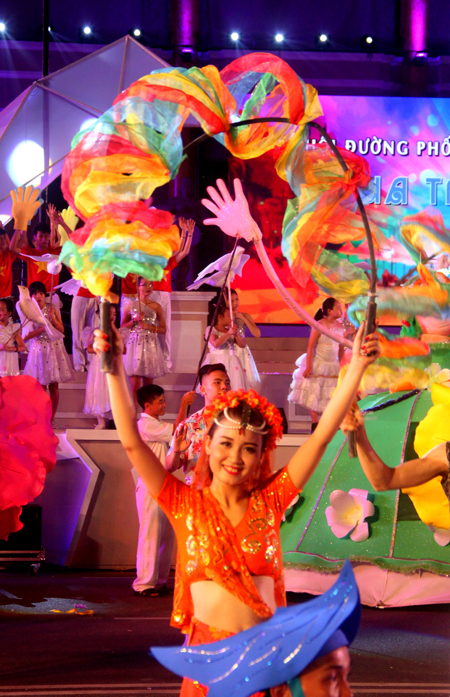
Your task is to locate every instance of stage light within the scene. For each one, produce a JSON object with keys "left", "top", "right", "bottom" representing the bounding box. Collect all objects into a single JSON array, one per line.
[
  {"left": 414, "top": 51, "right": 427, "bottom": 66},
  {"left": 83, "top": 26, "right": 92, "bottom": 35},
  {"left": 319, "top": 33, "right": 328, "bottom": 43},
  {"left": 132, "top": 28, "right": 141, "bottom": 37},
  {"left": 230, "top": 31, "right": 239, "bottom": 41},
  {"left": 275, "top": 33, "right": 284, "bottom": 43},
  {"left": 7, "top": 141, "right": 45, "bottom": 188},
  {"left": 360, "top": 34, "right": 376, "bottom": 50},
  {"left": 0, "top": 22, "right": 6, "bottom": 32}
]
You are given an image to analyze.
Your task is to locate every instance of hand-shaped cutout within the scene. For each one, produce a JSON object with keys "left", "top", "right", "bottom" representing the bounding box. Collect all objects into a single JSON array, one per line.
[
  {"left": 202, "top": 178, "right": 261, "bottom": 242},
  {"left": 10, "top": 186, "right": 43, "bottom": 231}
]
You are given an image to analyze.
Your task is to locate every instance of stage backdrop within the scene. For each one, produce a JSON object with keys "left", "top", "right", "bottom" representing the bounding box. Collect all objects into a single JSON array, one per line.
[{"left": 231, "top": 96, "right": 450, "bottom": 323}]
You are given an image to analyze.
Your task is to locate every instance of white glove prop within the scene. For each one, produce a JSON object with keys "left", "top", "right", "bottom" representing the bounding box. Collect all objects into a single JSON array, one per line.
[{"left": 202, "top": 179, "right": 262, "bottom": 242}]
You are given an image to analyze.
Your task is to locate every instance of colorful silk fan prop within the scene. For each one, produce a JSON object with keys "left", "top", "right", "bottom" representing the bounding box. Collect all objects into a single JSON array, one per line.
[{"left": 59, "top": 52, "right": 381, "bottom": 371}]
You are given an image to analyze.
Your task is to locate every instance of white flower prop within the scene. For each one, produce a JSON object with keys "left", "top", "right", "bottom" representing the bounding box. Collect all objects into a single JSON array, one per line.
[
  {"left": 325, "top": 488, "right": 374, "bottom": 542},
  {"left": 428, "top": 525, "right": 450, "bottom": 547},
  {"left": 282, "top": 494, "right": 300, "bottom": 522},
  {"left": 187, "top": 246, "right": 250, "bottom": 291}
]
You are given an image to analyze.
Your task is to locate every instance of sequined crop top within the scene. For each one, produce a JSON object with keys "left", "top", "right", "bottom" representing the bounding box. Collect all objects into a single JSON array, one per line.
[
  {"left": 129, "top": 300, "right": 158, "bottom": 334},
  {"left": 157, "top": 466, "right": 299, "bottom": 583}
]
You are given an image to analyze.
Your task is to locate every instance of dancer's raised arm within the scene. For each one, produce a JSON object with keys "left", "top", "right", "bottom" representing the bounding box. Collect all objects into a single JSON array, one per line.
[
  {"left": 93, "top": 326, "right": 167, "bottom": 497},
  {"left": 286, "top": 323, "right": 380, "bottom": 490},
  {"left": 341, "top": 407, "right": 448, "bottom": 490}
]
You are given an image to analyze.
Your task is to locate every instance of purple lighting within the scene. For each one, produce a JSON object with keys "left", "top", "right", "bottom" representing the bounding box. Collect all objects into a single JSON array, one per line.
[{"left": 402, "top": 0, "right": 428, "bottom": 53}]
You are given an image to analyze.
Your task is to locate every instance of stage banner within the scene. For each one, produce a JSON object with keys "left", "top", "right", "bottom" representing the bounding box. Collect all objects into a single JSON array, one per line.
[{"left": 231, "top": 96, "right": 450, "bottom": 323}]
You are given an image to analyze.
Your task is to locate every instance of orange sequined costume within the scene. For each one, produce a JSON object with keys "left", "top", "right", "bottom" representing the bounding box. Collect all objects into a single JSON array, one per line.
[{"left": 156, "top": 465, "right": 300, "bottom": 697}]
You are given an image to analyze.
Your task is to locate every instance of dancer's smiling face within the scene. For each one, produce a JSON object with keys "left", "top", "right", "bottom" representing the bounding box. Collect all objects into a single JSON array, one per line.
[
  {"left": 205, "top": 425, "right": 263, "bottom": 488},
  {"left": 326, "top": 301, "right": 343, "bottom": 321}
]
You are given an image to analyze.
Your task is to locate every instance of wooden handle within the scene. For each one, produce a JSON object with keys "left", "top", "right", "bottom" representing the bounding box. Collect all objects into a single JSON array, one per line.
[
  {"left": 100, "top": 298, "right": 113, "bottom": 374},
  {"left": 348, "top": 431, "right": 357, "bottom": 458}
]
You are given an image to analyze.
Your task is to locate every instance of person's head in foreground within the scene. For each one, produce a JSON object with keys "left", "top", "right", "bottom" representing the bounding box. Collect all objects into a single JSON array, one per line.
[
  {"left": 198, "top": 363, "right": 230, "bottom": 406},
  {"left": 151, "top": 559, "right": 359, "bottom": 697},
  {"left": 193, "top": 389, "right": 284, "bottom": 490},
  {"left": 137, "top": 384, "right": 166, "bottom": 419},
  {"left": 29, "top": 223, "right": 51, "bottom": 250}
]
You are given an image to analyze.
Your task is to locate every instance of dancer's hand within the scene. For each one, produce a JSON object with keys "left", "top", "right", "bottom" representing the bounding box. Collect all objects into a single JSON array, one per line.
[
  {"left": 341, "top": 404, "right": 365, "bottom": 438},
  {"left": 350, "top": 322, "right": 381, "bottom": 368},
  {"left": 173, "top": 425, "right": 191, "bottom": 456},
  {"left": 10, "top": 186, "right": 43, "bottom": 231},
  {"left": 202, "top": 178, "right": 261, "bottom": 242},
  {"left": 93, "top": 324, "right": 124, "bottom": 366},
  {"left": 180, "top": 391, "right": 196, "bottom": 409},
  {"left": 303, "top": 367, "right": 311, "bottom": 378}
]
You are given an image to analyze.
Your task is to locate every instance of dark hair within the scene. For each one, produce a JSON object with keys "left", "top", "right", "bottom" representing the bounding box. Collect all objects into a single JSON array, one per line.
[
  {"left": 216, "top": 299, "right": 230, "bottom": 319},
  {"left": 137, "top": 276, "right": 152, "bottom": 286},
  {"left": 198, "top": 362, "right": 229, "bottom": 385},
  {"left": 137, "top": 384, "right": 164, "bottom": 409},
  {"left": 28, "top": 223, "right": 50, "bottom": 248},
  {"left": 314, "top": 297, "right": 338, "bottom": 321},
  {"left": 208, "top": 401, "right": 267, "bottom": 447},
  {"left": 0, "top": 297, "right": 14, "bottom": 314},
  {"left": 29, "top": 281, "right": 47, "bottom": 297}
]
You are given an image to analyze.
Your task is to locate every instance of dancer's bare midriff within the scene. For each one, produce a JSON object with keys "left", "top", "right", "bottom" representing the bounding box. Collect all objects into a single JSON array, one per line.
[{"left": 190, "top": 576, "right": 276, "bottom": 634}]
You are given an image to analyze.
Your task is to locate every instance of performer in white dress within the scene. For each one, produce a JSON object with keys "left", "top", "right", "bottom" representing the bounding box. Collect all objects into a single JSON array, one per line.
[
  {"left": 0, "top": 298, "right": 26, "bottom": 376},
  {"left": 202, "top": 303, "right": 247, "bottom": 390},
  {"left": 121, "top": 277, "right": 166, "bottom": 407},
  {"left": 22, "top": 281, "right": 74, "bottom": 423},
  {"left": 227, "top": 288, "right": 261, "bottom": 391},
  {"left": 82, "top": 305, "right": 128, "bottom": 429},
  {"left": 288, "top": 297, "right": 343, "bottom": 431}
]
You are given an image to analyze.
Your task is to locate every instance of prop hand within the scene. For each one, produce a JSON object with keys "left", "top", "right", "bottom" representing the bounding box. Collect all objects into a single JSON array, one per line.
[
  {"left": 10, "top": 186, "right": 43, "bottom": 231},
  {"left": 202, "top": 178, "right": 261, "bottom": 242}
]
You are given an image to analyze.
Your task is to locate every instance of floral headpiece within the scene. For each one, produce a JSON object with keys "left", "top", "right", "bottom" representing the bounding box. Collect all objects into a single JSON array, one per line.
[{"left": 203, "top": 389, "right": 284, "bottom": 452}]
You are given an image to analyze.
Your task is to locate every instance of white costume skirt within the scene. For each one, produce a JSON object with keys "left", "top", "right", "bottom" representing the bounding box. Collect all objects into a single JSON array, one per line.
[
  {"left": 202, "top": 348, "right": 247, "bottom": 391},
  {"left": 83, "top": 353, "right": 111, "bottom": 418},
  {"left": 24, "top": 336, "right": 74, "bottom": 386},
  {"left": 123, "top": 328, "right": 165, "bottom": 378},
  {"left": 234, "top": 345, "right": 261, "bottom": 391},
  {"left": 288, "top": 353, "right": 340, "bottom": 413},
  {"left": 0, "top": 351, "right": 19, "bottom": 377}
]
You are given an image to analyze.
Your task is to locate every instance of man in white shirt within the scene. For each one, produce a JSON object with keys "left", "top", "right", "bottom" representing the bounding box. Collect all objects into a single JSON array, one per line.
[{"left": 133, "top": 383, "right": 195, "bottom": 596}]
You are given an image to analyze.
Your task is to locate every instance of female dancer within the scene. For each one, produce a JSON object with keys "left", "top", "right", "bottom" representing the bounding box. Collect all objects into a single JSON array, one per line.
[
  {"left": 121, "top": 277, "right": 166, "bottom": 406},
  {"left": 0, "top": 298, "right": 26, "bottom": 376},
  {"left": 227, "top": 288, "right": 261, "bottom": 391},
  {"left": 22, "top": 281, "right": 74, "bottom": 423},
  {"left": 288, "top": 297, "right": 343, "bottom": 431},
  {"left": 202, "top": 301, "right": 247, "bottom": 390},
  {"left": 341, "top": 406, "right": 450, "bottom": 496},
  {"left": 93, "top": 321, "right": 380, "bottom": 696}
]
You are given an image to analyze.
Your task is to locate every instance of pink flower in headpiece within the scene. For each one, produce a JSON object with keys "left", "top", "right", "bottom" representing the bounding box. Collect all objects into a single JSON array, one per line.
[{"left": 325, "top": 488, "right": 374, "bottom": 542}]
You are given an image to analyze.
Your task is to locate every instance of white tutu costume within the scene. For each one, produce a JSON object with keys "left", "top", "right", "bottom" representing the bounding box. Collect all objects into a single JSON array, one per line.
[
  {"left": 288, "top": 328, "right": 342, "bottom": 413},
  {"left": 0, "top": 321, "right": 21, "bottom": 376},
  {"left": 123, "top": 300, "right": 165, "bottom": 378},
  {"left": 23, "top": 305, "right": 74, "bottom": 386},
  {"left": 233, "top": 318, "right": 261, "bottom": 390},
  {"left": 202, "top": 326, "right": 247, "bottom": 391}
]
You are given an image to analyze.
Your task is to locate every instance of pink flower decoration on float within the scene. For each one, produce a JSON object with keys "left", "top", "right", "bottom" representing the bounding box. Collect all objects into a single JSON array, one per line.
[{"left": 325, "top": 488, "right": 374, "bottom": 542}]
